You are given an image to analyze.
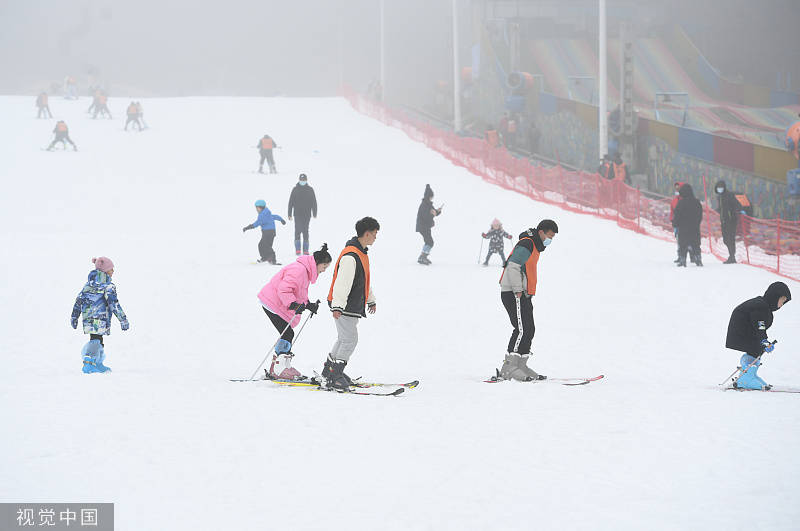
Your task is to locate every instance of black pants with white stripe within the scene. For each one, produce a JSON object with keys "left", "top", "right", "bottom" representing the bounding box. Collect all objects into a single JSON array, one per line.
[{"left": 501, "top": 291, "right": 535, "bottom": 355}]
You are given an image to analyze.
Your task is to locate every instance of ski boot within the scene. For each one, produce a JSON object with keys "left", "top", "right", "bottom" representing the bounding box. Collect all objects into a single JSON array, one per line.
[
  {"left": 321, "top": 355, "right": 352, "bottom": 391},
  {"left": 733, "top": 355, "right": 771, "bottom": 390},
  {"left": 676, "top": 257, "right": 687, "bottom": 267},
  {"left": 81, "top": 339, "right": 110, "bottom": 374},
  {"left": 268, "top": 339, "right": 302, "bottom": 380},
  {"left": 518, "top": 354, "right": 546, "bottom": 381},
  {"left": 417, "top": 253, "right": 431, "bottom": 265},
  {"left": 724, "top": 256, "right": 737, "bottom": 264}
]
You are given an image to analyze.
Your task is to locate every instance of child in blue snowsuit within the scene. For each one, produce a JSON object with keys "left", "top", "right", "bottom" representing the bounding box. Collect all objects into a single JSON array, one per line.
[
  {"left": 70, "top": 257, "right": 130, "bottom": 373},
  {"left": 725, "top": 281, "right": 791, "bottom": 390},
  {"left": 482, "top": 218, "right": 512, "bottom": 266},
  {"left": 243, "top": 199, "right": 286, "bottom": 264}
]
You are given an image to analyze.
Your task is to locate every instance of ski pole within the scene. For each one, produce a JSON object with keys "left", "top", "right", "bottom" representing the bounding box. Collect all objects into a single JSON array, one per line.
[
  {"left": 247, "top": 316, "right": 299, "bottom": 381},
  {"left": 285, "top": 300, "right": 319, "bottom": 349},
  {"left": 246, "top": 303, "right": 318, "bottom": 381},
  {"left": 477, "top": 237, "right": 485, "bottom": 264},
  {"left": 718, "top": 340, "right": 775, "bottom": 386}
]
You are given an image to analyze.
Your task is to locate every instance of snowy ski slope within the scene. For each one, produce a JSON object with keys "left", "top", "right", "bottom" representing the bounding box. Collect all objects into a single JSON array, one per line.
[{"left": 1, "top": 96, "right": 799, "bottom": 530}]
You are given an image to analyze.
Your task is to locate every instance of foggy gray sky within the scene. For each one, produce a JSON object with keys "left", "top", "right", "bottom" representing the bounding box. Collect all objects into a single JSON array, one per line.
[{"left": 1, "top": 1, "right": 798, "bottom": 98}]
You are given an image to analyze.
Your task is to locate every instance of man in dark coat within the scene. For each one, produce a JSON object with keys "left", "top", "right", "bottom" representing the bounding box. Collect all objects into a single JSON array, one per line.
[
  {"left": 725, "top": 282, "right": 791, "bottom": 389},
  {"left": 415, "top": 184, "right": 441, "bottom": 265},
  {"left": 714, "top": 180, "right": 740, "bottom": 264},
  {"left": 672, "top": 183, "right": 703, "bottom": 267},
  {"left": 287, "top": 173, "right": 318, "bottom": 256}
]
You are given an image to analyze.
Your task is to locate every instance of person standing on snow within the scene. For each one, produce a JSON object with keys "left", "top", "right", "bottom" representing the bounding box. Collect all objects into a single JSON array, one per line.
[
  {"left": 287, "top": 173, "right": 318, "bottom": 256},
  {"left": 669, "top": 181, "right": 684, "bottom": 263},
  {"left": 481, "top": 218, "right": 513, "bottom": 266},
  {"left": 47, "top": 120, "right": 78, "bottom": 151},
  {"left": 725, "top": 282, "right": 791, "bottom": 390},
  {"left": 243, "top": 199, "right": 286, "bottom": 264},
  {"left": 320, "top": 217, "right": 379, "bottom": 391},
  {"left": 672, "top": 183, "right": 703, "bottom": 267},
  {"left": 714, "top": 180, "right": 741, "bottom": 264},
  {"left": 92, "top": 91, "right": 112, "bottom": 119},
  {"left": 257, "top": 244, "right": 333, "bottom": 380},
  {"left": 36, "top": 92, "right": 52, "bottom": 119},
  {"left": 124, "top": 101, "right": 142, "bottom": 131},
  {"left": 415, "top": 184, "right": 442, "bottom": 265},
  {"left": 497, "top": 220, "right": 558, "bottom": 381},
  {"left": 257, "top": 134, "right": 278, "bottom": 174},
  {"left": 70, "top": 257, "right": 130, "bottom": 373}
]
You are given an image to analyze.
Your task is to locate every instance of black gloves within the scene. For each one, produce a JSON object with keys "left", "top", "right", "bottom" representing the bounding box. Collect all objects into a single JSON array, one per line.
[
  {"left": 288, "top": 302, "right": 306, "bottom": 314},
  {"left": 306, "top": 300, "right": 320, "bottom": 315}
]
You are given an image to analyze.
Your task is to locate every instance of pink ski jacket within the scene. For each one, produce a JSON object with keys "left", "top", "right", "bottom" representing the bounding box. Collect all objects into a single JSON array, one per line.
[{"left": 257, "top": 255, "right": 319, "bottom": 327}]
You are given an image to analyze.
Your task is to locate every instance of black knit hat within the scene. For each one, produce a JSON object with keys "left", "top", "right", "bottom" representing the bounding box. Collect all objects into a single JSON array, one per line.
[{"left": 424, "top": 184, "right": 434, "bottom": 199}]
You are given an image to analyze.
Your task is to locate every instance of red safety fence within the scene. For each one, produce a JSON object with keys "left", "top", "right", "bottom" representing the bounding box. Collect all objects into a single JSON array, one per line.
[{"left": 343, "top": 89, "right": 800, "bottom": 282}]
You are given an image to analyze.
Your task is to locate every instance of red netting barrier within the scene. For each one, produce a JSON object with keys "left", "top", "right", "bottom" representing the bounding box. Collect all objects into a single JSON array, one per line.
[{"left": 344, "top": 90, "right": 800, "bottom": 282}]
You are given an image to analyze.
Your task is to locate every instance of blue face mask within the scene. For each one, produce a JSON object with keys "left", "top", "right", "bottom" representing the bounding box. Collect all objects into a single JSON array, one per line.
[
  {"left": 542, "top": 237, "right": 552, "bottom": 247},
  {"left": 298, "top": 181, "right": 307, "bottom": 186}
]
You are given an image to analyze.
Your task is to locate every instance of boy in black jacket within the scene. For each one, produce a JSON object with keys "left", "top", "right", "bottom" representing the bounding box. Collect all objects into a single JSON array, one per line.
[
  {"left": 726, "top": 281, "right": 791, "bottom": 389},
  {"left": 672, "top": 183, "right": 703, "bottom": 267},
  {"left": 287, "top": 173, "right": 318, "bottom": 256}
]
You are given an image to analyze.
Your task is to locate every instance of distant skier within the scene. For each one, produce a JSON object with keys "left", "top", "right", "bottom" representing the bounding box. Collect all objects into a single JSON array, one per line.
[
  {"left": 70, "top": 257, "right": 130, "bottom": 373},
  {"left": 243, "top": 199, "right": 286, "bottom": 264},
  {"left": 669, "top": 181, "right": 684, "bottom": 263},
  {"left": 725, "top": 282, "right": 791, "bottom": 390},
  {"left": 124, "top": 101, "right": 142, "bottom": 131},
  {"left": 36, "top": 92, "right": 52, "bottom": 119},
  {"left": 47, "top": 120, "right": 78, "bottom": 151},
  {"left": 257, "top": 244, "right": 332, "bottom": 380},
  {"left": 672, "top": 183, "right": 703, "bottom": 267},
  {"left": 415, "top": 184, "right": 442, "bottom": 265},
  {"left": 87, "top": 88, "right": 102, "bottom": 115},
  {"left": 321, "top": 217, "right": 379, "bottom": 390},
  {"left": 92, "top": 92, "right": 112, "bottom": 119},
  {"left": 257, "top": 134, "right": 278, "bottom": 174},
  {"left": 714, "top": 180, "right": 741, "bottom": 264},
  {"left": 287, "top": 173, "right": 318, "bottom": 256},
  {"left": 481, "top": 218, "right": 512, "bottom": 266},
  {"left": 497, "top": 220, "right": 558, "bottom": 381},
  {"left": 135, "top": 101, "right": 147, "bottom": 128}
]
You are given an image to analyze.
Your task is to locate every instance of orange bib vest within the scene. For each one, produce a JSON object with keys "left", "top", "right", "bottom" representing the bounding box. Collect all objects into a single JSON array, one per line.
[
  {"left": 328, "top": 245, "right": 370, "bottom": 305},
  {"left": 261, "top": 138, "right": 274, "bottom": 149},
  {"left": 56, "top": 122, "right": 67, "bottom": 132},
  {"left": 499, "top": 237, "right": 541, "bottom": 295},
  {"left": 127, "top": 104, "right": 137, "bottom": 115},
  {"left": 613, "top": 162, "right": 626, "bottom": 180}
]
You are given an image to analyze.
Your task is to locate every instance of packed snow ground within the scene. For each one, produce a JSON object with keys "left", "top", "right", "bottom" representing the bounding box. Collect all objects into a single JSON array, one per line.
[{"left": 1, "top": 96, "right": 799, "bottom": 530}]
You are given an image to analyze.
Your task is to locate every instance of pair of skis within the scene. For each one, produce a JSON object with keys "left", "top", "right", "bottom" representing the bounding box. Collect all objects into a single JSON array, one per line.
[
  {"left": 484, "top": 370, "right": 604, "bottom": 386},
  {"left": 230, "top": 373, "right": 418, "bottom": 397}
]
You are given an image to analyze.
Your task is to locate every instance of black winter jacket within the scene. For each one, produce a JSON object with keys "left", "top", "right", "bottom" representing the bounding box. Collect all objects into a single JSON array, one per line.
[
  {"left": 416, "top": 198, "right": 438, "bottom": 232},
  {"left": 726, "top": 282, "right": 792, "bottom": 354},
  {"left": 288, "top": 184, "right": 317, "bottom": 219},
  {"left": 672, "top": 184, "right": 703, "bottom": 235},
  {"left": 714, "top": 181, "right": 740, "bottom": 230}
]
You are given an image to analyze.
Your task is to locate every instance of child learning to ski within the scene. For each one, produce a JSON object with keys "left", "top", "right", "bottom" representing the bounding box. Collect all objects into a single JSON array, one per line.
[
  {"left": 725, "top": 281, "right": 791, "bottom": 390},
  {"left": 257, "top": 244, "right": 333, "bottom": 380},
  {"left": 415, "top": 184, "right": 442, "bottom": 265},
  {"left": 481, "top": 218, "right": 512, "bottom": 266},
  {"left": 70, "top": 257, "right": 129, "bottom": 373},
  {"left": 321, "top": 217, "right": 379, "bottom": 390},
  {"left": 243, "top": 199, "right": 286, "bottom": 264}
]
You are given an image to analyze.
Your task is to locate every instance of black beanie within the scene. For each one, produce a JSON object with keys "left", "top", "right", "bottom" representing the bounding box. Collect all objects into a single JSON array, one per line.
[
  {"left": 313, "top": 243, "right": 332, "bottom": 265},
  {"left": 424, "top": 184, "right": 434, "bottom": 200}
]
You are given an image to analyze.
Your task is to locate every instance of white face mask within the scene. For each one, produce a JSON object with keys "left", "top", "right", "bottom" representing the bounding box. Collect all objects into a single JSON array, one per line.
[
  {"left": 299, "top": 181, "right": 307, "bottom": 186},
  {"left": 716, "top": 187, "right": 724, "bottom": 194},
  {"left": 674, "top": 191, "right": 680, "bottom": 196},
  {"left": 542, "top": 237, "right": 552, "bottom": 247}
]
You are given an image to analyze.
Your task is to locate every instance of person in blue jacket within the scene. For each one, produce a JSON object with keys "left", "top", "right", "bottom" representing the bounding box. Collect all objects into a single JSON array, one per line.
[
  {"left": 70, "top": 257, "right": 130, "bottom": 373},
  {"left": 243, "top": 199, "right": 286, "bottom": 264}
]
